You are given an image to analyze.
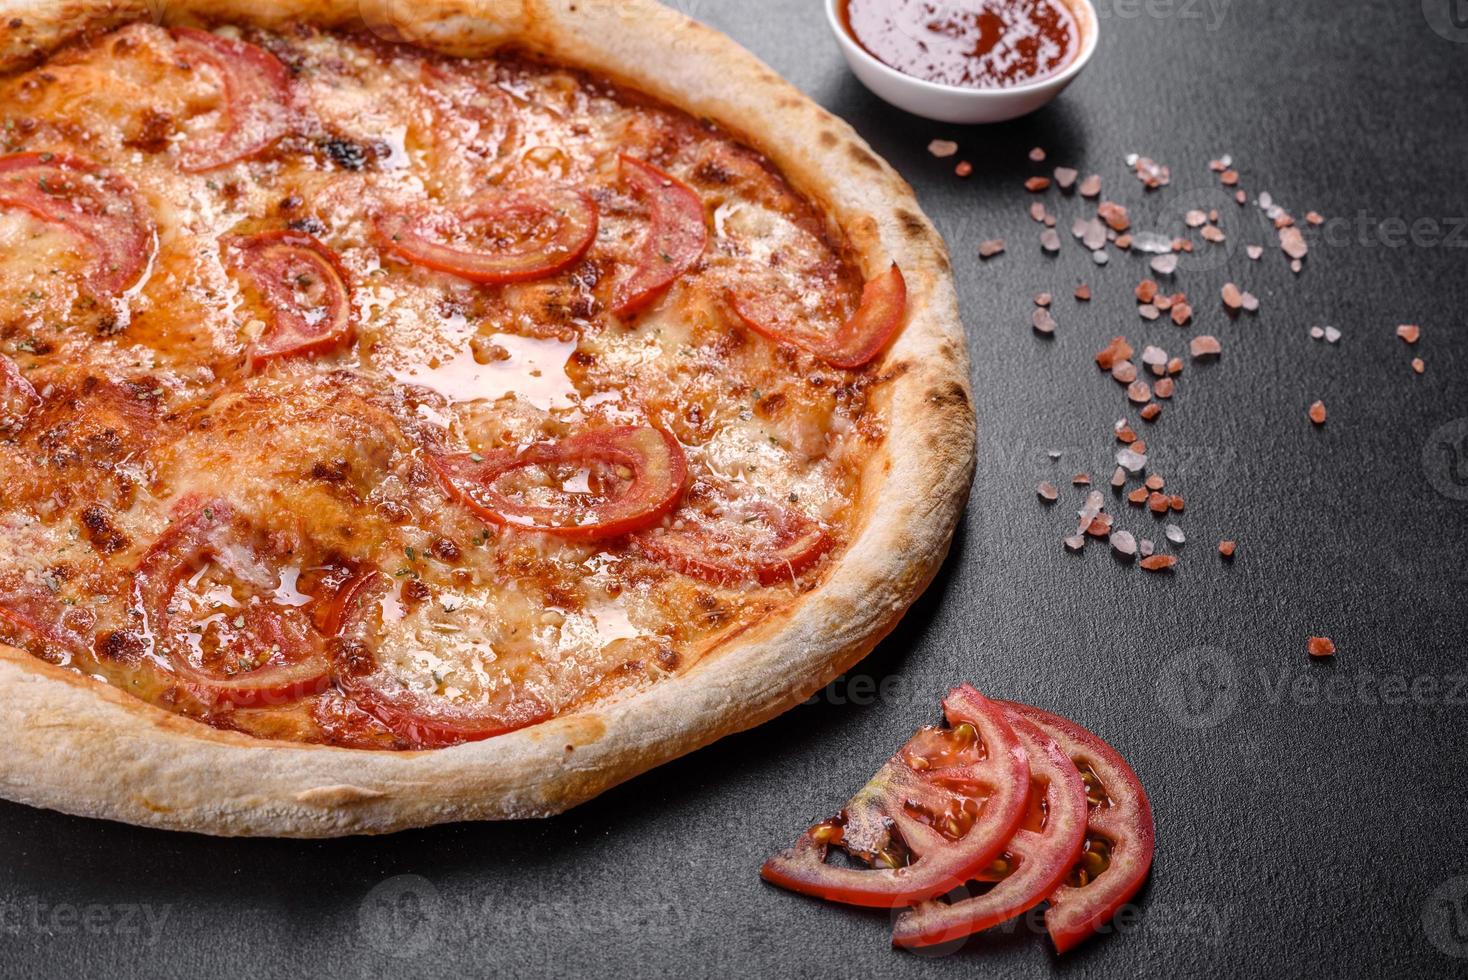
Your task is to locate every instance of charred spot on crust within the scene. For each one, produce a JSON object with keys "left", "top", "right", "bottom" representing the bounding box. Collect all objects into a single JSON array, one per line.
[
  {"left": 927, "top": 381, "right": 969, "bottom": 409},
  {"left": 819, "top": 131, "right": 838, "bottom": 149},
  {"left": 896, "top": 208, "right": 928, "bottom": 240},
  {"left": 848, "top": 143, "right": 884, "bottom": 172},
  {"left": 310, "top": 458, "right": 349, "bottom": 483}
]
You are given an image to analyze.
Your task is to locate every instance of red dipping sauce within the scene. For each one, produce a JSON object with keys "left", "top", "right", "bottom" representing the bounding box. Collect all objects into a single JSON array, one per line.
[{"left": 840, "top": 0, "right": 1081, "bottom": 89}]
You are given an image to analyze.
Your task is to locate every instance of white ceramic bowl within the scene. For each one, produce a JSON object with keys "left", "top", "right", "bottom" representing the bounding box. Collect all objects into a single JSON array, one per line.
[{"left": 825, "top": 0, "right": 1099, "bottom": 124}]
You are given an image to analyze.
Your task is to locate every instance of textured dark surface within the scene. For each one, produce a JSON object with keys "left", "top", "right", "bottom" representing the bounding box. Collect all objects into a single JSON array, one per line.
[{"left": 3, "top": 1, "right": 1467, "bottom": 977}]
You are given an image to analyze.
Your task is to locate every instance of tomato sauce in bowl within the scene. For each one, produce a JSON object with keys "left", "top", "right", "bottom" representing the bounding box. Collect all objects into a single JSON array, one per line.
[{"left": 840, "top": 0, "right": 1081, "bottom": 90}]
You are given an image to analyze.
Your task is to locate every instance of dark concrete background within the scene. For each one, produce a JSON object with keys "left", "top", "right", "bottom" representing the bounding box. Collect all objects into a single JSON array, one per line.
[{"left": 3, "top": 1, "right": 1467, "bottom": 977}]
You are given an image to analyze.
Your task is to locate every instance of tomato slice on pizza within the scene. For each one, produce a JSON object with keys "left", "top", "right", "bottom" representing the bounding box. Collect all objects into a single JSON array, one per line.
[
  {"left": 0, "top": 152, "right": 154, "bottom": 296},
  {"left": 430, "top": 426, "right": 687, "bottom": 539},
  {"left": 0, "top": 354, "right": 40, "bottom": 433},
  {"left": 892, "top": 707, "right": 1089, "bottom": 948},
  {"left": 225, "top": 230, "right": 355, "bottom": 370},
  {"left": 636, "top": 477, "right": 831, "bottom": 586},
  {"left": 374, "top": 186, "right": 599, "bottom": 284},
  {"left": 131, "top": 501, "right": 337, "bottom": 708},
  {"left": 613, "top": 155, "right": 707, "bottom": 317},
  {"left": 728, "top": 263, "right": 907, "bottom": 369},
  {"left": 170, "top": 27, "right": 292, "bottom": 172},
  {"left": 761, "top": 685, "right": 1031, "bottom": 908},
  {"left": 329, "top": 570, "right": 553, "bottom": 748},
  {"left": 0, "top": 584, "right": 96, "bottom": 665},
  {"left": 1000, "top": 701, "right": 1156, "bottom": 953}
]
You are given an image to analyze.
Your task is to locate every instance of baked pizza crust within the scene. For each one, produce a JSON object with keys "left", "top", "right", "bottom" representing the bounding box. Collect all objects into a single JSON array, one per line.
[{"left": 0, "top": 0, "right": 973, "bottom": 836}]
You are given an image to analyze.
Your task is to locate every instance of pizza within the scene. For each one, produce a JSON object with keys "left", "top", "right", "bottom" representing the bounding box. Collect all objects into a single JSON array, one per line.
[{"left": 0, "top": 0, "right": 971, "bottom": 836}]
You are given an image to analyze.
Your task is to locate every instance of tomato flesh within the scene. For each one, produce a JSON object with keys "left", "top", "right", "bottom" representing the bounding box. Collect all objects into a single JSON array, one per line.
[
  {"left": 728, "top": 263, "right": 906, "bottom": 369},
  {"left": 375, "top": 186, "right": 599, "bottom": 284},
  {"left": 1000, "top": 700, "right": 1156, "bottom": 954},
  {"left": 892, "top": 709, "right": 1089, "bottom": 948},
  {"left": 431, "top": 426, "right": 687, "bottom": 540},
  {"left": 613, "top": 155, "right": 707, "bottom": 316},
  {"left": 329, "top": 571, "right": 552, "bottom": 747},
  {"left": 761, "top": 685, "right": 1031, "bottom": 908},
  {"left": 171, "top": 27, "right": 292, "bottom": 172},
  {"left": 226, "top": 230, "right": 355, "bottom": 370},
  {"left": 132, "top": 501, "right": 336, "bottom": 707},
  {"left": 0, "top": 152, "right": 154, "bottom": 295},
  {"left": 635, "top": 478, "right": 830, "bottom": 585}
]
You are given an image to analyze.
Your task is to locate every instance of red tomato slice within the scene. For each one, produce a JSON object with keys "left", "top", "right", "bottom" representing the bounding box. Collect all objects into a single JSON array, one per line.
[
  {"left": 0, "top": 152, "right": 154, "bottom": 295},
  {"left": 430, "top": 426, "right": 687, "bottom": 540},
  {"left": 329, "top": 570, "right": 552, "bottom": 747},
  {"left": 635, "top": 477, "right": 830, "bottom": 585},
  {"left": 613, "top": 155, "right": 707, "bottom": 317},
  {"left": 132, "top": 501, "right": 335, "bottom": 708},
  {"left": 891, "top": 709, "right": 1089, "bottom": 948},
  {"left": 0, "top": 584, "right": 96, "bottom": 664},
  {"left": 171, "top": 27, "right": 292, "bottom": 172},
  {"left": 1001, "top": 700, "right": 1156, "bottom": 954},
  {"left": 0, "top": 353, "right": 40, "bottom": 433},
  {"left": 225, "top": 230, "right": 355, "bottom": 370},
  {"left": 761, "top": 685, "right": 1031, "bottom": 908},
  {"left": 374, "top": 186, "right": 598, "bottom": 284},
  {"left": 727, "top": 263, "right": 907, "bottom": 369}
]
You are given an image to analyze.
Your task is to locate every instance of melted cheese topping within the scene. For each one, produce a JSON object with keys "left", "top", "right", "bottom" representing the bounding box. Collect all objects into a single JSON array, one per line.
[{"left": 0, "top": 24, "right": 885, "bottom": 747}]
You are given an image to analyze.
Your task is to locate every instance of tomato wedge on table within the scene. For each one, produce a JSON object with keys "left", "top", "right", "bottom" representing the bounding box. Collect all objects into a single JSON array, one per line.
[
  {"left": 171, "top": 27, "right": 292, "bottom": 172},
  {"left": 225, "top": 230, "right": 355, "bottom": 370},
  {"left": 374, "top": 186, "right": 598, "bottom": 284},
  {"left": 892, "top": 708, "right": 1089, "bottom": 948},
  {"left": 132, "top": 501, "right": 339, "bottom": 708},
  {"left": 727, "top": 263, "right": 906, "bottom": 369},
  {"left": 1000, "top": 700, "right": 1156, "bottom": 954},
  {"left": 328, "top": 570, "right": 552, "bottom": 747},
  {"left": 761, "top": 685, "right": 1031, "bottom": 908},
  {"left": 635, "top": 478, "right": 830, "bottom": 586},
  {"left": 430, "top": 426, "right": 687, "bottom": 540},
  {"left": 0, "top": 152, "right": 154, "bottom": 296},
  {"left": 613, "top": 155, "right": 707, "bottom": 317},
  {"left": 0, "top": 353, "right": 40, "bottom": 432}
]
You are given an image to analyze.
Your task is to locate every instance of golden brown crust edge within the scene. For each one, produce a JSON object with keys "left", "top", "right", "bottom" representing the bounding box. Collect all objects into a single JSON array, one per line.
[{"left": 0, "top": 0, "right": 974, "bottom": 836}]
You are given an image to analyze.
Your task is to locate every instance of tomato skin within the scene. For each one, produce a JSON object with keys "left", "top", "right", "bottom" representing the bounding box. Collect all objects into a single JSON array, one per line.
[
  {"left": 727, "top": 263, "right": 907, "bottom": 369},
  {"left": 891, "top": 709, "right": 1089, "bottom": 948},
  {"left": 635, "top": 481, "right": 831, "bottom": 586},
  {"left": 0, "top": 152, "right": 155, "bottom": 296},
  {"left": 1000, "top": 700, "right": 1156, "bottom": 954},
  {"left": 328, "top": 571, "right": 553, "bottom": 748},
  {"left": 170, "top": 27, "right": 292, "bottom": 172},
  {"left": 374, "top": 186, "right": 599, "bottom": 284},
  {"left": 760, "top": 685, "right": 1031, "bottom": 908},
  {"left": 613, "top": 155, "right": 707, "bottom": 317},
  {"left": 132, "top": 501, "right": 333, "bottom": 708},
  {"left": 431, "top": 426, "right": 688, "bottom": 540},
  {"left": 225, "top": 230, "right": 355, "bottom": 370}
]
